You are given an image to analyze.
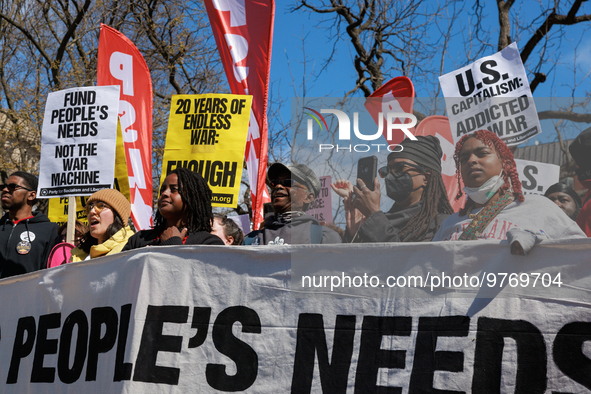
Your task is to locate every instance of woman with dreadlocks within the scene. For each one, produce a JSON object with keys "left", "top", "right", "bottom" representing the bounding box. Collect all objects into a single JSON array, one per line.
[
  {"left": 333, "top": 135, "right": 454, "bottom": 243},
  {"left": 123, "top": 167, "right": 224, "bottom": 250},
  {"left": 432, "top": 130, "right": 585, "bottom": 254}
]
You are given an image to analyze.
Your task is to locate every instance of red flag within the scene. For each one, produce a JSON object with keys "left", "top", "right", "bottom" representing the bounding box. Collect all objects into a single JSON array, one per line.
[
  {"left": 365, "top": 76, "right": 415, "bottom": 146},
  {"left": 204, "top": 0, "right": 274, "bottom": 230},
  {"left": 414, "top": 116, "right": 463, "bottom": 212},
  {"left": 97, "top": 24, "right": 153, "bottom": 230}
]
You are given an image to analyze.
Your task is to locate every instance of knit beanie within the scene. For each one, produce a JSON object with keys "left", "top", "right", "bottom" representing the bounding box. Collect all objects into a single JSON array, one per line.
[{"left": 87, "top": 189, "right": 131, "bottom": 226}]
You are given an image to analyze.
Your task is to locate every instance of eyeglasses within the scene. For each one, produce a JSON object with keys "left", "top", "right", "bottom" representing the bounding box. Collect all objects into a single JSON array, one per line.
[
  {"left": 378, "top": 162, "right": 425, "bottom": 178},
  {"left": 1, "top": 183, "right": 33, "bottom": 192},
  {"left": 268, "top": 178, "right": 308, "bottom": 190},
  {"left": 85, "top": 201, "right": 111, "bottom": 215}
]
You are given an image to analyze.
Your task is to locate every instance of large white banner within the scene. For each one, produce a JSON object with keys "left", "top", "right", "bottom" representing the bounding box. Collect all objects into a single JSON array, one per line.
[
  {"left": 38, "top": 86, "right": 120, "bottom": 198},
  {"left": 0, "top": 240, "right": 590, "bottom": 392},
  {"left": 439, "top": 43, "right": 542, "bottom": 146}
]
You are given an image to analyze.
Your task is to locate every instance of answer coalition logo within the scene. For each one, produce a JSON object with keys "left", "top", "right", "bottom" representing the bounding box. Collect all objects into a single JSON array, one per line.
[{"left": 304, "top": 106, "right": 417, "bottom": 153}]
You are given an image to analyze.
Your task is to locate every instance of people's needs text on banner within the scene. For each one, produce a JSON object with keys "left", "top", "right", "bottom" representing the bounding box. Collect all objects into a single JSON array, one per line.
[
  {"left": 0, "top": 240, "right": 590, "bottom": 392},
  {"left": 439, "top": 42, "right": 542, "bottom": 146},
  {"left": 38, "top": 86, "right": 120, "bottom": 198},
  {"left": 161, "top": 94, "right": 252, "bottom": 208}
]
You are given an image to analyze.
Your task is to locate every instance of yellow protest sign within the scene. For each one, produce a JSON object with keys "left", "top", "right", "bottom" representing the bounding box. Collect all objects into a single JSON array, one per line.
[
  {"left": 161, "top": 93, "right": 252, "bottom": 208},
  {"left": 48, "top": 120, "right": 131, "bottom": 225}
]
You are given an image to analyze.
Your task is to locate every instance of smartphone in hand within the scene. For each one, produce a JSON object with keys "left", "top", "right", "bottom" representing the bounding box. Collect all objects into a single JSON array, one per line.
[{"left": 356, "top": 155, "right": 378, "bottom": 191}]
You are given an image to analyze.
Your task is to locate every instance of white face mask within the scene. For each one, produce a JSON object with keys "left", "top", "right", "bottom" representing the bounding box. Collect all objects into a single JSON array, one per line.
[{"left": 463, "top": 170, "right": 505, "bottom": 204}]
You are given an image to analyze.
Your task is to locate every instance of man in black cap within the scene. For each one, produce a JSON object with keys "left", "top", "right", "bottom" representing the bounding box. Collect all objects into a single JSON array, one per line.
[
  {"left": 569, "top": 126, "right": 591, "bottom": 236},
  {"left": 338, "top": 135, "right": 453, "bottom": 242},
  {"left": 244, "top": 163, "right": 342, "bottom": 245}
]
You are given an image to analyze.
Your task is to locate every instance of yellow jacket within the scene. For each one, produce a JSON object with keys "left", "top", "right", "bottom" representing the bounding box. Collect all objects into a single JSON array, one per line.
[{"left": 70, "top": 226, "right": 134, "bottom": 262}]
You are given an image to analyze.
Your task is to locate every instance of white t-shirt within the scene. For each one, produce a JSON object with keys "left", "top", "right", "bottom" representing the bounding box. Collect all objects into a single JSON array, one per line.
[{"left": 432, "top": 194, "right": 586, "bottom": 242}]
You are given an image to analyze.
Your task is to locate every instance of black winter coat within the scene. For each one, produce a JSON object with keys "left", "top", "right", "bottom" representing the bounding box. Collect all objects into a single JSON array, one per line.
[{"left": 0, "top": 212, "right": 59, "bottom": 278}]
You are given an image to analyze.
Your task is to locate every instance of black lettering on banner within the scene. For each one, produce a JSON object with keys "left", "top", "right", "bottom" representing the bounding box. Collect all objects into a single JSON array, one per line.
[
  {"left": 133, "top": 305, "right": 189, "bottom": 385},
  {"left": 480, "top": 60, "right": 500, "bottom": 85},
  {"left": 472, "top": 317, "right": 546, "bottom": 394},
  {"left": 64, "top": 90, "right": 96, "bottom": 107},
  {"left": 86, "top": 307, "right": 119, "bottom": 381},
  {"left": 222, "top": 113, "right": 232, "bottom": 129},
  {"left": 521, "top": 165, "right": 538, "bottom": 191},
  {"left": 230, "top": 98, "right": 247, "bottom": 114},
  {"left": 166, "top": 160, "right": 237, "bottom": 188},
  {"left": 114, "top": 304, "right": 133, "bottom": 382},
  {"left": 553, "top": 322, "right": 591, "bottom": 389},
  {"left": 354, "top": 316, "right": 411, "bottom": 394},
  {"left": 175, "top": 98, "right": 191, "bottom": 115},
  {"left": 31, "top": 313, "right": 61, "bottom": 383},
  {"left": 188, "top": 307, "right": 211, "bottom": 348},
  {"left": 78, "top": 143, "right": 98, "bottom": 156},
  {"left": 291, "top": 314, "right": 355, "bottom": 394},
  {"left": 206, "top": 306, "right": 261, "bottom": 392},
  {"left": 57, "top": 310, "right": 88, "bottom": 384},
  {"left": 99, "top": 105, "right": 109, "bottom": 120},
  {"left": 7, "top": 316, "right": 36, "bottom": 384},
  {"left": 409, "top": 316, "right": 469, "bottom": 394},
  {"left": 455, "top": 70, "right": 475, "bottom": 97}
]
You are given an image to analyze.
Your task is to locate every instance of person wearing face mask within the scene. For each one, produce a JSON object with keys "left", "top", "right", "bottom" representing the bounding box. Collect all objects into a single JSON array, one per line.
[
  {"left": 432, "top": 130, "right": 585, "bottom": 254},
  {"left": 244, "top": 163, "right": 342, "bottom": 245},
  {"left": 332, "top": 135, "right": 454, "bottom": 243},
  {"left": 569, "top": 127, "right": 591, "bottom": 236}
]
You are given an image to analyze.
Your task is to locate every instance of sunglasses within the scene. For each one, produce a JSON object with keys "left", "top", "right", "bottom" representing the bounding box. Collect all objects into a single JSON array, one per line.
[
  {"left": 378, "top": 162, "right": 425, "bottom": 178},
  {"left": 268, "top": 178, "right": 308, "bottom": 190},
  {"left": 85, "top": 201, "right": 111, "bottom": 215},
  {"left": 1, "top": 183, "right": 33, "bottom": 192}
]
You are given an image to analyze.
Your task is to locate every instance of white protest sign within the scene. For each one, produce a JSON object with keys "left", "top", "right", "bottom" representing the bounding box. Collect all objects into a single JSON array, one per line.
[
  {"left": 439, "top": 42, "right": 541, "bottom": 146},
  {"left": 38, "top": 86, "right": 120, "bottom": 198},
  {"left": 0, "top": 241, "right": 591, "bottom": 392},
  {"left": 515, "top": 158, "right": 560, "bottom": 195},
  {"left": 306, "top": 175, "right": 333, "bottom": 224}
]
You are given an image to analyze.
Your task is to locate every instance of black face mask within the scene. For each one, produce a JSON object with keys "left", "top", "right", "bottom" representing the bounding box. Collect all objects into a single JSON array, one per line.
[{"left": 385, "top": 172, "right": 415, "bottom": 202}]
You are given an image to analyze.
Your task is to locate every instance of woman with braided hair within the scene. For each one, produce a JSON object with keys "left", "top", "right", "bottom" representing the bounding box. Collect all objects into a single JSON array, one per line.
[
  {"left": 123, "top": 167, "right": 224, "bottom": 250},
  {"left": 432, "top": 130, "right": 585, "bottom": 254},
  {"left": 333, "top": 135, "right": 454, "bottom": 243}
]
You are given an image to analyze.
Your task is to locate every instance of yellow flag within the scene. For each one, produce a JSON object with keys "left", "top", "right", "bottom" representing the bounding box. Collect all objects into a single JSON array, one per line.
[
  {"left": 48, "top": 120, "right": 131, "bottom": 224},
  {"left": 161, "top": 94, "right": 252, "bottom": 208},
  {"left": 113, "top": 119, "right": 131, "bottom": 201}
]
